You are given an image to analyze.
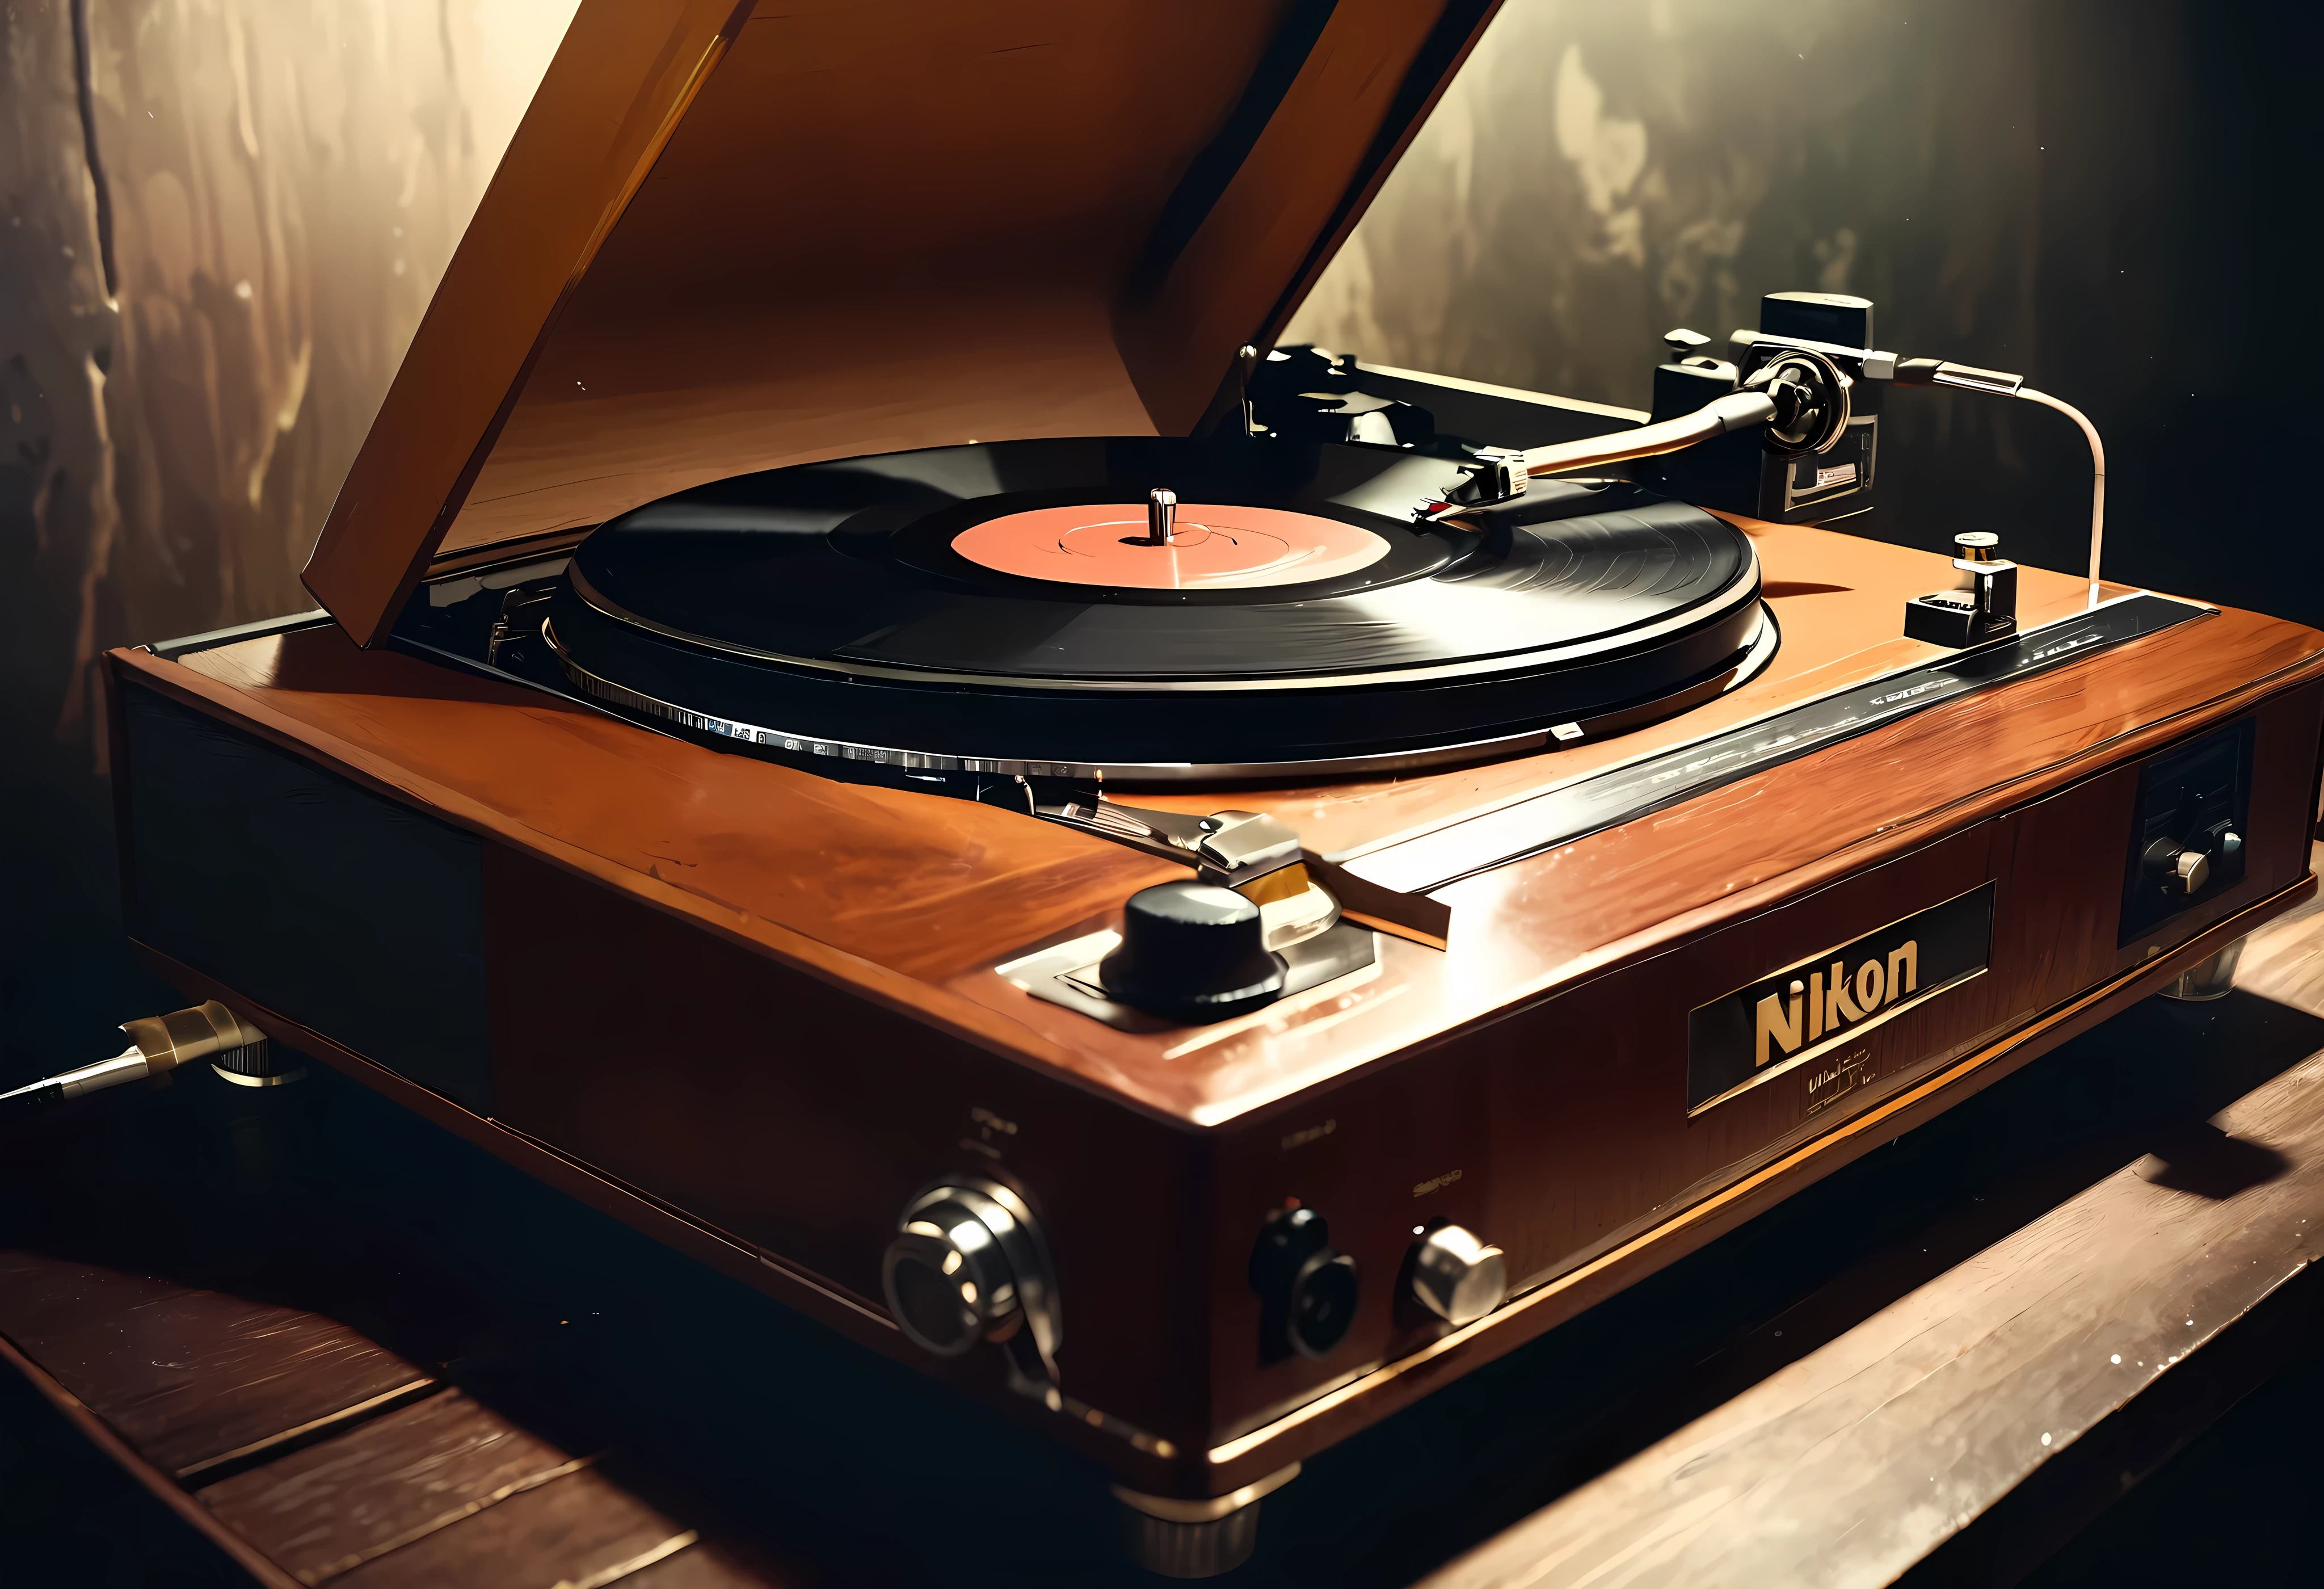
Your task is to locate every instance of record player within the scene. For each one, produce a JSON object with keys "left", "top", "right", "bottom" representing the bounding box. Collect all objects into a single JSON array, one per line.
[{"left": 94, "top": 1, "right": 2324, "bottom": 1576}]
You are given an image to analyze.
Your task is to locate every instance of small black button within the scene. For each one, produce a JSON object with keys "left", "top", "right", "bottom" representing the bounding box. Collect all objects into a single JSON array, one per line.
[{"left": 1250, "top": 1206, "right": 1359, "bottom": 1363}]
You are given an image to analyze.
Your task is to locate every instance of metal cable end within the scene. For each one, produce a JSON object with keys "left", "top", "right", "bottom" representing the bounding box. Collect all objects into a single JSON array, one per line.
[{"left": 1, "top": 999, "right": 294, "bottom": 1111}]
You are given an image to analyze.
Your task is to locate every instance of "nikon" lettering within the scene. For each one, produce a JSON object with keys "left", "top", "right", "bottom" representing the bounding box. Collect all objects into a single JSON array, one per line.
[{"left": 1753, "top": 941, "right": 1919, "bottom": 1068}]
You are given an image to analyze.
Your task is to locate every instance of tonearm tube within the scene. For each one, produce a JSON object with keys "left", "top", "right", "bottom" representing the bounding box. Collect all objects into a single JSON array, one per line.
[
  {"left": 1522, "top": 347, "right": 1854, "bottom": 478},
  {"left": 1460, "top": 331, "right": 2105, "bottom": 602}
]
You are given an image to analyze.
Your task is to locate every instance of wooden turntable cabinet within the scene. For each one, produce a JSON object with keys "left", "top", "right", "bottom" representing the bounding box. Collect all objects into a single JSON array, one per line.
[{"left": 98, "top": 1, "right": 2324, "bottom": 1573}]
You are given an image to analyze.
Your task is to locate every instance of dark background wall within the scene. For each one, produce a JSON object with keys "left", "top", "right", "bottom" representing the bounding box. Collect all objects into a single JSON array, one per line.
[
  {"left": 2, "top": 0, "right": 571, "bottom": 1076},
  {"left": 5, "top": 0, "right": 2319, "bottom": 1062},
  {"left": 1289, "top": 0, "right": 2324, "bottom": 621}
]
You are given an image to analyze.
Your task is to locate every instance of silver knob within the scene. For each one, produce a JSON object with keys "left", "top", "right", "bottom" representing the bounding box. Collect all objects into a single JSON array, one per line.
[
  {"left": 2171, "top": 849, "right": 2212, "bottom": 893},
  {"left": 1147, "top": 487, "right": 1179, "bottom": 545},
  {"left": 881, "top": 1180, "right": 1061, "bottom": 1365},
  {"left": 1410, "top": 1224, "right": 1507, "bottom": 1326}
]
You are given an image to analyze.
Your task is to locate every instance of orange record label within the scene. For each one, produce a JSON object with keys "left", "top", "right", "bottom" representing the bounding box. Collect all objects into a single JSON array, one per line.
[{"left": 950, "top": 503, "right": 1390, "bottom": 590}]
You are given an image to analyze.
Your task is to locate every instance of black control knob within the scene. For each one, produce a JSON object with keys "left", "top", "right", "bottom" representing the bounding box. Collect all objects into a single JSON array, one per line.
[
  {"left": 1100, "top": 880, "right": 1286, "bottom": 1023},
  {"left": 2143, "top": 836, "right": 2213, "bottom": 896},
  {"left": 1249, "top": 1206, "right": 1359, "bottom": 1363}
]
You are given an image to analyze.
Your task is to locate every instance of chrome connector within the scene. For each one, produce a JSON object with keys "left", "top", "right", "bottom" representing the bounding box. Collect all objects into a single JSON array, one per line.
[
  {"left": 2, "top": 1000, "right": 279, "bottom": 1109},
  {"left": 1893, "top": 357, "right": 2024, "bottom": 395}
]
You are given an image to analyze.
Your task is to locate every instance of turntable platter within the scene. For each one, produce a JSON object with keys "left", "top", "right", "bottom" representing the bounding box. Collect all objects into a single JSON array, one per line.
[{"left": 542, "top": 438, "right": 1773, "bottom": 781}]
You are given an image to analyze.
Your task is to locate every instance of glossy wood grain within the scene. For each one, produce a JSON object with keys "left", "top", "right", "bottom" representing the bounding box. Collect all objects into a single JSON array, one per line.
[
  {"left": 1413, "top": 1025, "right": 2324, "bottom": 1589},
  {"left": 0, "top": 1252, "right": 433, "bottom": 1478},
  {"left": 481, "top": 840, "right": 1211, "bottom": 1452},
  {"left": 142, "top": 531, "right": 2324, "bottom": 1128},
  {"left": 118, "top": 941, "right": 927, "bottom": 1385},
  {"left": 301, "top": 0, "right": 753, "bottom": 646}
]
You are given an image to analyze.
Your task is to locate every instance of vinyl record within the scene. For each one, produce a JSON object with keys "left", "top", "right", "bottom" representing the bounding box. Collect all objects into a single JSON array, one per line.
[{"left": 544, "top": 436, "right": 1773, "bottom": 781}]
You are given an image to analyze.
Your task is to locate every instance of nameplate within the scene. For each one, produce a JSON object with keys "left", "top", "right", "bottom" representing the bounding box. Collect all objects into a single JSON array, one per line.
[{"left": 1686, "top": 883, "right": 1994, "bottom": 1114}]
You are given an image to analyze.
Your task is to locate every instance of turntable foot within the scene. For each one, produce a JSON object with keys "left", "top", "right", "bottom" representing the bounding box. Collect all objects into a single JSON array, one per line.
[
  {"left": 2158, "top": 935, "right": 2246, "bottom": 1002},
  {"left": 1113, "top": 1464, "right": 1299, "bottom": 1579}
]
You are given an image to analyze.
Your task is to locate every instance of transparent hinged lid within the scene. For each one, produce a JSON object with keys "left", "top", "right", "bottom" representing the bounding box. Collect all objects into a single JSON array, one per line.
[{"left": 302, "top": 0, "right": 1496, "bottom": 645}]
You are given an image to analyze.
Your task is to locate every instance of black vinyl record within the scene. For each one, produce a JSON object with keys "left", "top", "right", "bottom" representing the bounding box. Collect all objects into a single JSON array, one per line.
[{"left": 544, "top": 436, "right": 1771, "bottom": 782}]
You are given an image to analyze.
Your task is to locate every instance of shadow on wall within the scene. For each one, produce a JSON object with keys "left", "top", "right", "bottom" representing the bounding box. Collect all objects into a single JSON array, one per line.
[
  {"left": 1289, "top": 0, "right": 2324, "bottom": 626},
  {"left": 1, "top": 0, "right": 576, "bottom": 1073}
]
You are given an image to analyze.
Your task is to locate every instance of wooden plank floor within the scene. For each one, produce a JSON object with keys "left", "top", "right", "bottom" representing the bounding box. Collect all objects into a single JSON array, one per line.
[
  {"left": 1420, "top": 859, "right": 2324, "bottom": 1589},
  {"left": 0, "top": 1254, "right": 437, "bottom": 1482},
  {"left": 0, "top": 1264, "right": 769, "bottom": 1589}
]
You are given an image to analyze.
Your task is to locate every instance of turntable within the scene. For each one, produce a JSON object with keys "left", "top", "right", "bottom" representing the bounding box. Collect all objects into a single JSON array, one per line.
[{"left": 92, "top": 2, "right": 2323, "bottom": 1577}]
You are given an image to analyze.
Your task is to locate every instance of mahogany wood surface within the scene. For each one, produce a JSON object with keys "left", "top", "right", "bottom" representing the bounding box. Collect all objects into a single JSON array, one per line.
[
  {"left": 481, "top": 840, "right": 1213, "bottom": 1454},
  {"left": 130, "top": 530, "right": 2324, "bottom": 1126},
  {"left": 1416, "top": 899, "right": 2324, "bottom": 1589},
  {"left": 117, "top": 941, "right": 931, "bottom": 1382},
  {"left": 300, "top": 0, "right": 752, "bottom": 646}
]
